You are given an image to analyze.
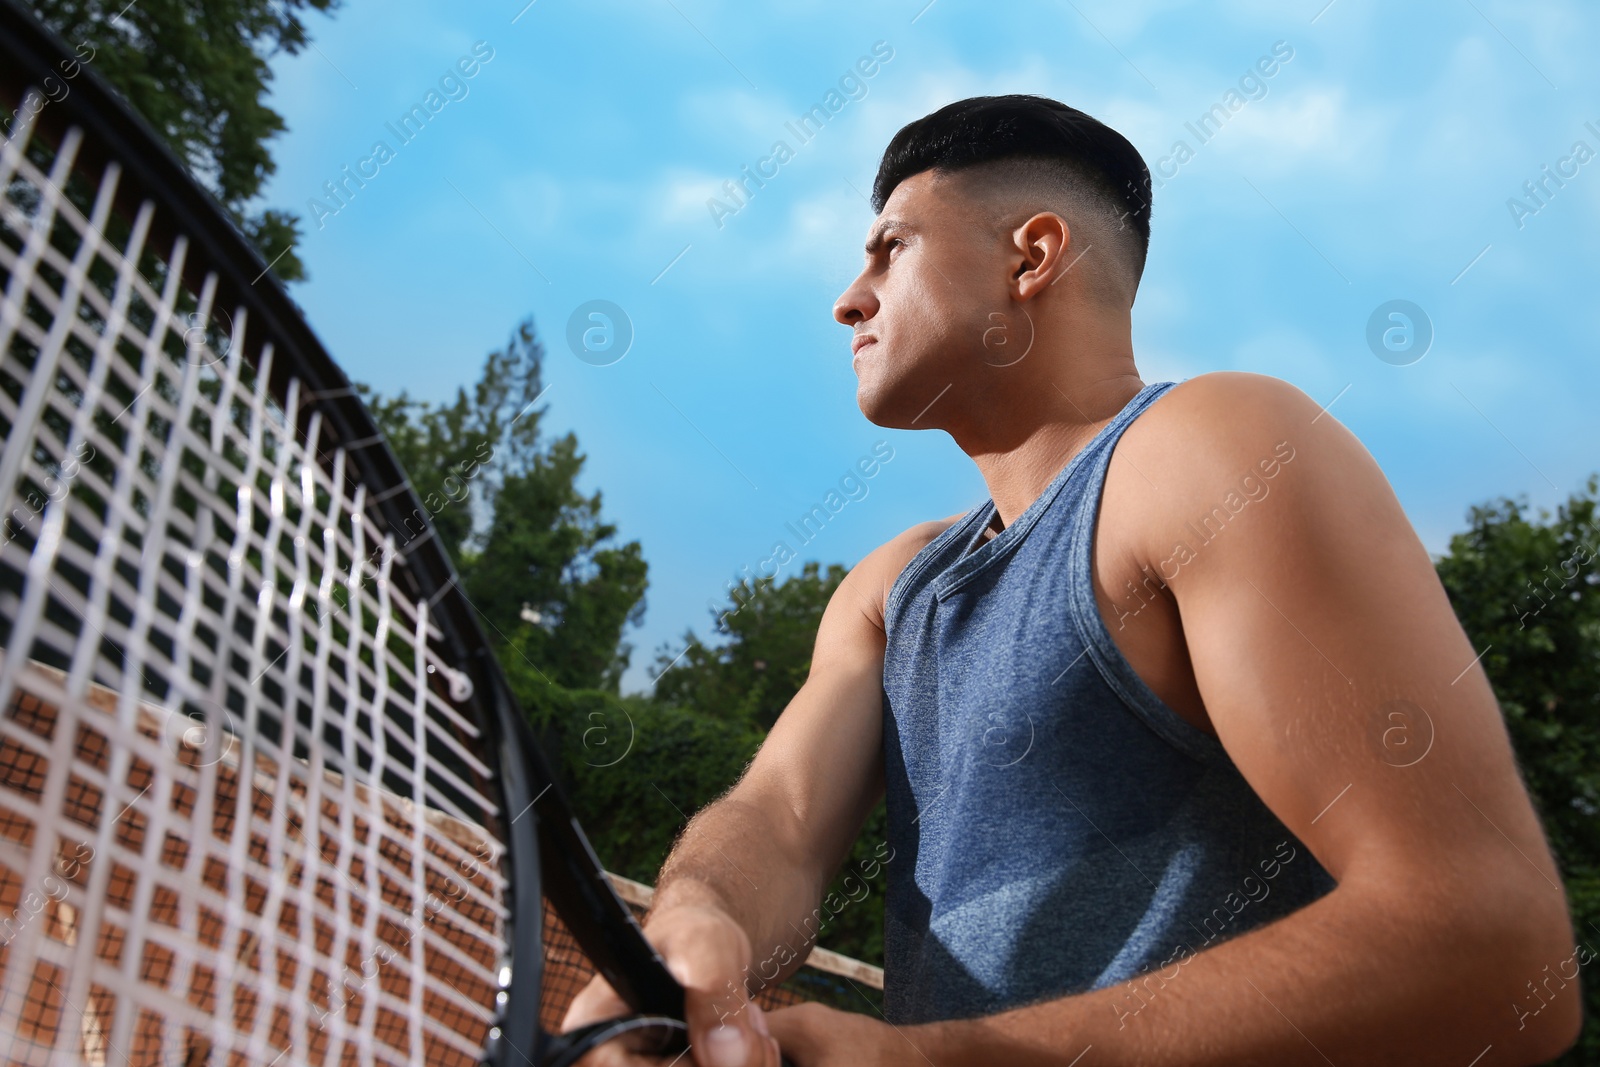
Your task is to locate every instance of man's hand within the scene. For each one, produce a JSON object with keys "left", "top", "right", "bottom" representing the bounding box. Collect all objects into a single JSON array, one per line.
[
  {"left": 560, "top": 901, "right": 783, "bottom": 1067},
  {"left": 766, "top": 1003, "right": 903, "bottom": 1067}
]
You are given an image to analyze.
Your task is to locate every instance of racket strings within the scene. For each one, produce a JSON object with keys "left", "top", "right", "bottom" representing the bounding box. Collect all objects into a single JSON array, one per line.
[{"left": 1, "top": 91, "right": 514, "bottom": 1065}]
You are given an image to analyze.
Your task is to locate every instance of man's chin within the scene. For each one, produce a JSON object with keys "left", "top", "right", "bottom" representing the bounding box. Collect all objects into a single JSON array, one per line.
[
  {"left": 854, "top": 382, "right": 891, "bottom": 427},
  {"left": 855, "top": 382, "right": 927, "bottom": 431}
]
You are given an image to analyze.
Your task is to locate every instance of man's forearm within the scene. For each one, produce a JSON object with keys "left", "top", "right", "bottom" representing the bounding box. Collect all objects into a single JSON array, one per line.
[
  {"left": 915, "top": 878, "right": 1579, "bottom": 1067},
  {"left": 649, "top": 793, "right": 830, "bottom": 1001}
]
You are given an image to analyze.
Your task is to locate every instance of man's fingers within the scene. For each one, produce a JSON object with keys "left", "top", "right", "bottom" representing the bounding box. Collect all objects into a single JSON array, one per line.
[
  {"left": 641, "top": 911, "right": 765, "bottom": 1067},
  {"left": 562, "top": 973, "right": 631, "bottom": 1032},
  {"left": 690, "top": 988, "right": 762, "bottom": 1067},
  {"left": 559, "top": 903, "right": 767, "bottom": 1066},
  {"left": 763, "top": 1003, "right": 818, "bottom": 1063},
  {"left": 563, "top": 974, "right": 677, "bottom": 1067},
  {"left": 569, "top": 1040, "right": 638, "bottom": 1067},
  {"left": 749, "top": 1008, "right": 782, "bottom": 1067}
]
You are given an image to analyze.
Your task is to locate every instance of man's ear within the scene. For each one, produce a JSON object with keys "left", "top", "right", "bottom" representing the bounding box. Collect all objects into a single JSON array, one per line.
[{"left": 1012, "top": 211, "right": 1071, "bottom": 298}]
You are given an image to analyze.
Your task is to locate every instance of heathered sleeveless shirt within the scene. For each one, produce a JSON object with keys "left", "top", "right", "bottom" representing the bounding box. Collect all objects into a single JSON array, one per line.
[{"left": 880, "top": 380, "right": 1335, "bottom": 1024}]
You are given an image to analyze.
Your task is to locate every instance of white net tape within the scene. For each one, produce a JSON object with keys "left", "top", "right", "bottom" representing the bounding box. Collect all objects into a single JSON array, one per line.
[{"left": 0, "top": 92, "right": 511, "bottom": 1066}]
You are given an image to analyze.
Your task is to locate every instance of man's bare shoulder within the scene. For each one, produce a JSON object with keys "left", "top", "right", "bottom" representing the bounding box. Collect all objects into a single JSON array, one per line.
[
  {"left": 844, "top": 515, "right": 968, "bottom": 631},
  {"left": 1116, "top": 371, "right": 1351, "bottom": 497},
  {"left": 1138, "top": 371, "right": 1324, "bottom": 444},
  {"left": 1109, "top": 369, "right": 1394, "bottom": 569},
  {"left": 882, "top": 515, "right": 966, "bottom": 573}
]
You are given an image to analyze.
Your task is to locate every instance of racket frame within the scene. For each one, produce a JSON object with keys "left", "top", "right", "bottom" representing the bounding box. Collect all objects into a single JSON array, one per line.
[{"left": 0, "top": 2, "right": 687, "bottom": 1061}]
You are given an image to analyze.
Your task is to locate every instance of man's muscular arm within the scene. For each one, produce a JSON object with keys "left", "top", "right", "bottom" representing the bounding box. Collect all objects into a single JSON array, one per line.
[
  {"left": 773, "top": 373, "right": 1582, "bottom": 1066},
  {"left": 563, "top": 526, "right": 932, "bottom": 1066},
  {"left": 646, "top": 550, "right": 891, "bottom": 987}
]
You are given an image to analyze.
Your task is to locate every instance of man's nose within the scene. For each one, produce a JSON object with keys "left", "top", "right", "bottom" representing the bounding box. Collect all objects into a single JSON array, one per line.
[{"left": 834, "top": 276, "right": 876, "bottom": 326}]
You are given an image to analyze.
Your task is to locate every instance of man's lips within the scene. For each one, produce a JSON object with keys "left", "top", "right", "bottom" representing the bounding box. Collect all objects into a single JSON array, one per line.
[{"left": 851, "top": 335, "right": 877, "bottom": 356}]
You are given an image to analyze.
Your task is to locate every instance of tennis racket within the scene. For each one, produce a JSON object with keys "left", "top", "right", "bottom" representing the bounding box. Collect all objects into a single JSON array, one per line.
[{"left": 0, "top": 2, "right": 734, "bottom": 1063}]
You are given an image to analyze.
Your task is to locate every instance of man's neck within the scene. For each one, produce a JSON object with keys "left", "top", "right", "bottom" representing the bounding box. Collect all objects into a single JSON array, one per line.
[{"left": 963, "top": 372, "right": 1146, "bottom": 532}]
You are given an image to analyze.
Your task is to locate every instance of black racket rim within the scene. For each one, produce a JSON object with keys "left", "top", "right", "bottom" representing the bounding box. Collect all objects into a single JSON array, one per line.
[{"left": 0, "top": 2, "right": 688, "bottom": 1061}]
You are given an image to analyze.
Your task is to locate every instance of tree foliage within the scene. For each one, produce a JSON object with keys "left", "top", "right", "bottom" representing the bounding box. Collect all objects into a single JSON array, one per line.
[
  {"left": 652, "top": 561, "right": 847, "bottom": 730},
  {"left": 465, "top": 438, "right": 648, "bottom": 693},
  {"left": 1434, "top": 476, "right": 1600, "bottom": 1064},
  {"left": 530, "top": 687, "right": 766, "bottom": 887},
  {"left": 360, "top": 318, "right": 648, "bottom": 693},
  {"left": 30, "top": 0, "right": 336, "bottom": 280}
]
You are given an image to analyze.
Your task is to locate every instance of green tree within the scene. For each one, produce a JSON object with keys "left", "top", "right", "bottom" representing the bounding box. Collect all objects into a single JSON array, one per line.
[
  {"left": 652, "top": 561, "right": 847, "bottom": 729},
  {"left": 30, "top": 0, "right": 337, "bottom": 281},
  {"left": 1434, "top": 476, "right": 1600, "bottom": 1064},
  {"left": 467, "top": 444, "right": 649, "bottom": 692},
  {"left": 360, "top": 318, "right": 547, "bottom": 561},
  {"left": 361, "top": 317, "right": 648, "bottom": 693},
  {"left": 533, "top": 688, "right": 766, "bottom": 888}
]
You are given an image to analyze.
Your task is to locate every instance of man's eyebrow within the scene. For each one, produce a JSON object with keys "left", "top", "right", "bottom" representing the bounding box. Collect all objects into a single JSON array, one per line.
[{"left": 864, "top": 218, "right": 914, "bottom": 255}]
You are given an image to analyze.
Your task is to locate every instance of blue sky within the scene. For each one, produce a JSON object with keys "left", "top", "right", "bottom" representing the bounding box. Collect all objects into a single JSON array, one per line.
[{"left": 256, "top": 0, "right": 1600, "bottom": 696}]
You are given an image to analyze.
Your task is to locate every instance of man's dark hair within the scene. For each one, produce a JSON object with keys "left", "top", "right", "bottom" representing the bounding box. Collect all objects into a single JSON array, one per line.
[{"left": 871, "top": 94, "right": 1153, "bottom": 298}]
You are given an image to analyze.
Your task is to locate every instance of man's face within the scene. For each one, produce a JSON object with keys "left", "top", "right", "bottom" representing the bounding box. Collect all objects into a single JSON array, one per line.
[{"left": 834, "top": 170, "right": 1013, "bottom": 429}]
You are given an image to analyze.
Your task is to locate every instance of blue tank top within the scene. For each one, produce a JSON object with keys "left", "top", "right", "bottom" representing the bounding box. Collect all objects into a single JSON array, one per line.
[{"left": 879, "top": 380, "right": 1335, "bottom": 1024}]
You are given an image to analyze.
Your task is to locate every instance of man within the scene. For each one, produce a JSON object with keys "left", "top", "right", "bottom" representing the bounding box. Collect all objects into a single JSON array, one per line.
[{"left": 565, "top": 95, "right": 1582, "bottom": 1065}]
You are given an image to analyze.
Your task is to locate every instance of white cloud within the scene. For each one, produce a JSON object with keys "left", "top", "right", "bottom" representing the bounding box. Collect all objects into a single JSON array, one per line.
[
  {"left": 1211, "top": 86, "right": 1396, "bottom": 180},
  {"left": 488, "top": 169, "right": 566, "bottom": 236},
  {"left": 1226, "top": 325, "right": 1341, "bottom": 386},
  {"left": 1457, "top": 2, "right": 1583, "bottom": 90},
  {"left": 777, "top": 184, "right": 875, "bottom": 285},
  {"left": 652, "top": 167, "right": 735, "bottom": 229},
  {"left": 677, "top": 86, "right": 798, "bottom": 148}
]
